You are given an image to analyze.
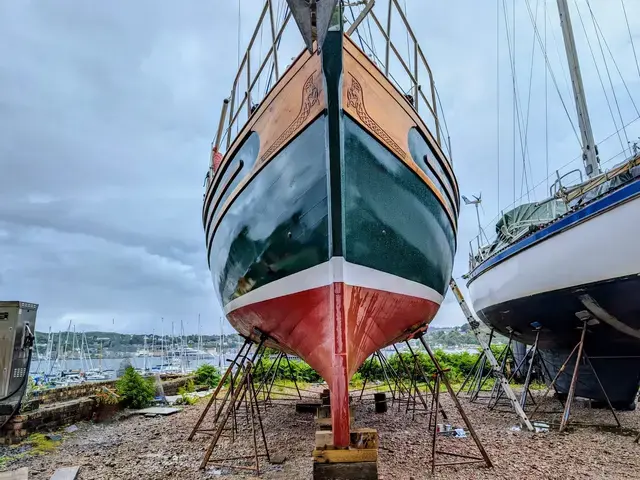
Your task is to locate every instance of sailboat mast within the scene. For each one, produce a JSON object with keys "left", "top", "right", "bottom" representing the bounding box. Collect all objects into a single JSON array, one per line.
[
  {"left": 219, "top": 316, "right": 223, "bottom": 369},
  {"left": 556, "top": 0, "right": 601, "bottom": 178}
]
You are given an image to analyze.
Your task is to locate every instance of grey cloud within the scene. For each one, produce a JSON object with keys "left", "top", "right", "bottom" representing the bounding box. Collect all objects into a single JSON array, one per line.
[{"left": 0, "top": 1, "right": 637, "bottom": 332}]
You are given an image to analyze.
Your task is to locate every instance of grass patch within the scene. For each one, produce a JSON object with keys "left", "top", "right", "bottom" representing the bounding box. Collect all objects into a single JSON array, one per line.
[{"left": 27, "top": 433, "right": 58, "bottom": 455}]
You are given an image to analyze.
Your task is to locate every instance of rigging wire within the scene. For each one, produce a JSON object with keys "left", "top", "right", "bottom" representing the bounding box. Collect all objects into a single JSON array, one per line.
[
  {"left": 479, "top": 113, "right": 640, "bottom": 234},
  {"left": 545, "top": 0, "right": 549, "bottom": 193},
  {"left": 364, "top": 6, "right": 378, "bottom": 65},
  {"left": 403, "top": 0, "right": 412, "bottom": 76},
  {"left": 502, "top": 0, "right": 532, "bottom": 202},
  {"left": 496, "top": 0, "right": 501, "bottom": 212},
  {"left": 523, "top": 0, "right": 582, "bottom": 147},
  {"left": 585, "top": 0, "right": 640, "bottom": 117},
  {"left": 584, "top": 0, "right": 630, "bottom": 156},
  {"left": 620, "top": 0, "right": 640, "bottom": 81},
  {"left": 347, "top": 2, "right": 367, "bottom": 52},
  {"left": 520, "top": 0, "right": 541, "bottom": 201},
  {"left": 434, "top": 86, "right": 453, "bottom": 159},
  {"left": 572, "top": 0, "right": 627, "bottom": 157},
  {"left": 237, "top": 0, "right": 242, "bottom": 69},
  {"left": 257, "top": 19, "right": 264, "bottom": 100},
  {"left": 512, "top": 0, "right": 516, "bottom": 204}
]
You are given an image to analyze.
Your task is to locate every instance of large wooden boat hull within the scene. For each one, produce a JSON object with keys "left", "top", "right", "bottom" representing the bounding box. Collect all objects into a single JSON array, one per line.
[
  {"left": 203, "top": 32, "right": 459, "bottom": 445},
  {"left": 467, "top": 179, "right": 640, "bottom": 408}
]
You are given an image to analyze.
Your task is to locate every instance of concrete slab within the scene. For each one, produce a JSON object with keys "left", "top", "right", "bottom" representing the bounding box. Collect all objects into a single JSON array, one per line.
[
  {"left": 0, "top": 467, "right": 28, "bottom": 480},
  {"left": 135, "top": 407, "right": 181, "bottom": 416},
  {"left": 50, "top": 466, "right": 80, "bottom": 480}
]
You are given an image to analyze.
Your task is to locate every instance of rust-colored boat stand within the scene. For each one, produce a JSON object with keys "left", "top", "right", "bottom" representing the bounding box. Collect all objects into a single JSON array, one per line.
[
  {"left": 486, "top": 328, "right": 557, "bottom": 412},
  {"left": 188, "top": 336, "right": 272, "bottom": 474},
  {"left": 414, "top": 335, "right": 493, "bottom": 474},
  {"left": 528, "top": 318, "right": 622, "bottom": 433}
]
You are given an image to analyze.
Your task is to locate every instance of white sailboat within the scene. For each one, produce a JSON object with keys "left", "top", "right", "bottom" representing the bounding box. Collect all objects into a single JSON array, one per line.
[{"left": 466, "top": 0, "right": 640, "bottom": 408}]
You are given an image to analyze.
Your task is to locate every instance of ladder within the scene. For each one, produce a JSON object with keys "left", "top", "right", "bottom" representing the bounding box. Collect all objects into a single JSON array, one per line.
[{"left": 449, "top": 279, "right": 534, "bottom": 431}]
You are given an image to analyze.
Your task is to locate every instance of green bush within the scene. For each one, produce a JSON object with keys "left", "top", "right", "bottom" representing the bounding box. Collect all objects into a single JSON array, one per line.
[
  {"left": 253, "top": 356, "right": 322, "bottom": 383},
  {"left": 361, "top": 349, "right": 484, "bottom": 384},
  {"left": 177, "top": 378, "right": 196, "bottom": 396},
  {"left": 116, "top": 366, "right": 155, "bottom": 409},
  {"left": 194, "top": 364, "right": 222, "bottom": 388},
  {"left": 175, "top": 394, "right": 198, "bottom": 406}
]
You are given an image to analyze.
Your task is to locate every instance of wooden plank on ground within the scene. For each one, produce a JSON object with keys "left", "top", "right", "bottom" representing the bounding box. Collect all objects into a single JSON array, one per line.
[
  {"left": 135, "top": 407, "right": 180, "bottom": 416},
  {"left": 315, "top": 429, "right": 379, "bottom": 449},
  {"left": 0, "top": 468, "right": 28, "bottom": 480},
  {"left": 50, "top": 466, "right": 80, "bottom": 480},
  {"left": 312, "top": 448, "right": 378, "bottom": 463}
]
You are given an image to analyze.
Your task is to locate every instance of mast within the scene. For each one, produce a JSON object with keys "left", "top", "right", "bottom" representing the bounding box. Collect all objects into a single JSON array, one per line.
[
  {"left": 143, "top": 335, "right": 147, "bottom": 372},
  {"left": 219, "top": 316, "right": 223, "bottom": 369},
  {"left": 556, "top": 0, "right": 601, "bottom": 177}
]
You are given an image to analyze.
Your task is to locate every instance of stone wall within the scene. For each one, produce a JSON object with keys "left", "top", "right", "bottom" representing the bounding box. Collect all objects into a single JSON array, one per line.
[
  {"left": 0, "top": 374, "right": 195, "bottom": 444},
  {"left": 1, "top": 398, "right": 96, "bottom": 444},
  {"left": 33, "top": 380, "right": 116, "bottom": 405},
  {"left": 161, "top": 376, "right": 195, "bottom": 396},
  {"left": 32, "top": 374, "right": 191, "bottom": 405}
]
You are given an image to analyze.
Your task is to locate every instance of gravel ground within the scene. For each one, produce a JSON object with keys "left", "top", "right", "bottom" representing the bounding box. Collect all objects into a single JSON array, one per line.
[{"left": 2, "top": 389, "right": 640, "bottom": 479}]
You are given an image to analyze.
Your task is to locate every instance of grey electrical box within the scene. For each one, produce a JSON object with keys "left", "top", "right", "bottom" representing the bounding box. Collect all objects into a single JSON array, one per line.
[{"left": 0, "top": 301, "right": 38, "bottom": 415}]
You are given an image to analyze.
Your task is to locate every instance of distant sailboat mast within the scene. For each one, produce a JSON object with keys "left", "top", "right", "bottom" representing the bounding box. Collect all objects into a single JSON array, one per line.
[
  {"left": 556, "top": 0, "right": 601, "bottom": 178},
  {"left": 219, "top": 316, "right": 223, "bottom": 370}
]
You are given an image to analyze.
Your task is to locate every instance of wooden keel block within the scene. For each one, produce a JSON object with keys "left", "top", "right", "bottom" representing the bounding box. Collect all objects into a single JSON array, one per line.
[
  {"left": 312, "top": 448, "right": 378, "bottom": 463},
  {"left": 315, "top": 431, "right": 334, "bottom": 449},
  {"left": 313, "top": 461, "right": 378, "bottom": 480},
  {"left": 315, "top": 429, "right": 378, "bottom": 450}
]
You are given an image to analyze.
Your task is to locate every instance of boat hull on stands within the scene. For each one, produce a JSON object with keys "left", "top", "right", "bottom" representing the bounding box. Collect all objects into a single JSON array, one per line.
[
  {"left": 468, "top": 180, "right": 640, "bottom": 408},
  {"left": 203, "top": 33, "right": 459, "bottom": 444}
]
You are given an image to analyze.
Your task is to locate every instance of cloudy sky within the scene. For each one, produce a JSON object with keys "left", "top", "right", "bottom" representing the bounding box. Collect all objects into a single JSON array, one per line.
[{"left": 1, "top": 1, "right": 638, "bottom": 335}]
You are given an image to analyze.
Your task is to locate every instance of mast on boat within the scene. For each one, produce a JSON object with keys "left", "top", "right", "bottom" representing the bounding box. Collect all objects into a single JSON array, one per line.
[{"left": 556, "top": 0, "right": 601, "bottom": 178}]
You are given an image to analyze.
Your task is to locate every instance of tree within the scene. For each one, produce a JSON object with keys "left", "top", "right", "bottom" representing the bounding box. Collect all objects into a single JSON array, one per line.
[
  {"left": 194, "top": 364, "right": 222, "bottom": 388},
  {"left": 116, "top": 366, "right": 155, "bottom": 409}
]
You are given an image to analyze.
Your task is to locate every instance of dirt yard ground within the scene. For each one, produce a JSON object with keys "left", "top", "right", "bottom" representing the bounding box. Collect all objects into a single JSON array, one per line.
[{"left": 1, "top": 389, "right": 639, "bottom": 479}]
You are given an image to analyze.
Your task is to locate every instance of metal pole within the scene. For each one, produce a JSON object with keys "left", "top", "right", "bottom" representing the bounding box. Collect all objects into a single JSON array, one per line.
[
  {"left": 520, "top": 329, "right": 541, "bottom": 409},
  {"left": 250, "top": 370, "right": 271, "bottom": 463},
  {"left": 584, "top": 354, "right": 621, "bottom": 429},
  {"left": 405, "top": 341, "right": 448, "bottom": 421},
  {"left": 283, "top": 353, "right": 302, "bottom": 400},
  {"left": 559, "top": 322, "right": 588, "bottom": 432},
  {"left": 430, "top": 373, "right": 440, "bottom": 476},
  {"left": 247, "top": 367, "right": 260, "bottom": 475},
  {"left": 188, "top": 338, "right": 250, "bottom": 440},
  {"left": 376, "top": 351, "right": 396, "bottom": 401},
  {"left": 530, "top": 341, "right": 581, "bottom": 418},
  {"left": 267, "top": 0, "right": 280, "bottom": 81},
  {"left": 384, "top": 0, "right": 392, "bottom": 76},
  {"left": 214, "top": 99, "right": 230, "bottom": 152},
  {"left": 200, "top": 337, "right": 266, "bottom": 469},
  {"left": 418, "top": 335, "right": 493, "bottom": 469}
]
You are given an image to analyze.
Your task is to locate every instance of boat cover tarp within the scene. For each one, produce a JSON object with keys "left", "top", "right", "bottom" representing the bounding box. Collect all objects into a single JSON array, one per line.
[
  {"left": 484, "top": 159, "right": 640, "bottom": 255},
  {"left": 495, "top": 201, "right": 568, "bottom": 236}
]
